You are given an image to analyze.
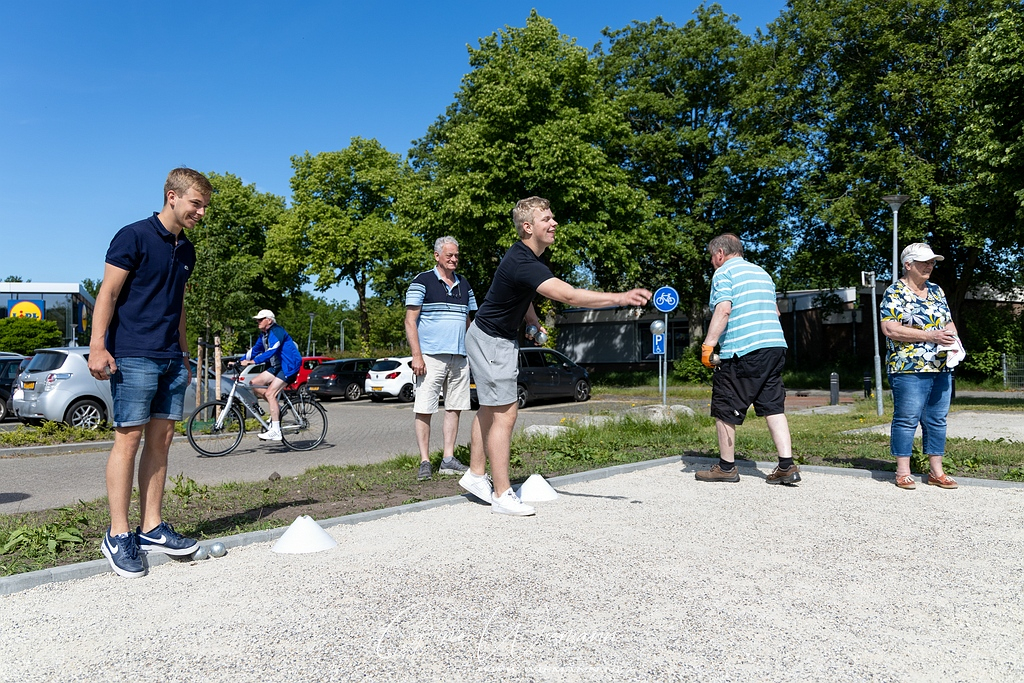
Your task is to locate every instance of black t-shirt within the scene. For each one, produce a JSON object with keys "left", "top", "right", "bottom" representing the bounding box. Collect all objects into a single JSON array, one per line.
[{"left": 474, "top": 241, "right": 554, "bottom": 340}]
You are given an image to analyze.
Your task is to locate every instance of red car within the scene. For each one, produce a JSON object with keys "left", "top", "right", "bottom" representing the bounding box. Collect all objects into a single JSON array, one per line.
[{"left": 288, "top": 356, "right": 335, "bottom": 396}]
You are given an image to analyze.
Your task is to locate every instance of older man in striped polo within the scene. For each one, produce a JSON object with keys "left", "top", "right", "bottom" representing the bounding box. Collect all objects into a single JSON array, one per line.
[
  {"left": 405, "top": 236, "right": 478, "bottom": 481},
  {"left": 696, "top": 232, "right": 801, "bottom": 485}
]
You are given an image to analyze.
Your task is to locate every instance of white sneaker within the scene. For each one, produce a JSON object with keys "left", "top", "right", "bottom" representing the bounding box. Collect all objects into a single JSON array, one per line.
[
  {"left": 459, "top": 470, "right": 493, "bottom": 503},
  {"left": 490, "top": 488, "right": 535, "bottom": 516},
  {"left": 258, "top": 428, "right": 282, "bottom": 441}
]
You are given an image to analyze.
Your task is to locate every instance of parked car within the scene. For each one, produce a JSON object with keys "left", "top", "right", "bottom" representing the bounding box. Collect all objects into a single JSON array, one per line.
[
  {"left": 365, "top": 357, "right": 415, "bottom": 402},
  {"left": 12, "top": 348, "right": 233, "bottom": 429},
  {"left": 0, "top": 353, "right": 27, "bottom": 421},
  {"left": 516, "top": 347, "right": 590, "bottom": 409},
  {"left": 12, "top": 347, "right": 112, "bottom": 428},
  {"left": 288, "top": 356, "right": 335, "bottom": 395},
  {"left": 306, "top": 358, "right": 375, "bottom": 401}
]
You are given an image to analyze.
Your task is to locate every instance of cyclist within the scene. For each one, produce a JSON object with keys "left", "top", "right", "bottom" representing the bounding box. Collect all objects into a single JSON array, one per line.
[{"left": 240, "top": 309, "right": 302, "bottom": 441}]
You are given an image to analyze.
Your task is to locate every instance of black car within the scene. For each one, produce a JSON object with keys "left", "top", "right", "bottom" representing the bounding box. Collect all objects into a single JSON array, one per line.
[
  {"left": 306, "top": 357, "right": 375, "bottom": 401},
  {"left": 516, "top": 347, "right": 590, "bottom": 409},
  {"left": 0, "top": 353, "right": 28, "bottom": 421}
]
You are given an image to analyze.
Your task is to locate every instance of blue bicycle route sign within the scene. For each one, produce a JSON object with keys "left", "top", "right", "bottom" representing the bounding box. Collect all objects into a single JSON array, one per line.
[{"left": 653, "top": 286, "right": 679, "bottom": 313}]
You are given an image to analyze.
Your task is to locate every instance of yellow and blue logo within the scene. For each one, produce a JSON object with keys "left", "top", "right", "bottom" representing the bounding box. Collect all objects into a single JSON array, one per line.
[{"left": 7, "top": 300, "right": 45, "bottom": 319}]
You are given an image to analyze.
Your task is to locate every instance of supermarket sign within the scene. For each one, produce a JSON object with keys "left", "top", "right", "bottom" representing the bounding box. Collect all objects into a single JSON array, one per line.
[{"left": 7, "top": 300, "right": 45, "bottom": 319}]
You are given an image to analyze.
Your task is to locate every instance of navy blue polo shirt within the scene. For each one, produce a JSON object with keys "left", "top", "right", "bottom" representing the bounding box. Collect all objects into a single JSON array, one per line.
[{"left": 104, "top": 213, "right": 196, "bottom": 358}]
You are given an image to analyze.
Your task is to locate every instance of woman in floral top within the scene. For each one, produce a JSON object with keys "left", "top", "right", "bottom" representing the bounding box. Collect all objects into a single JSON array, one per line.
[{"left": 880, "top": 243, "right": 961, "bottom": 490}]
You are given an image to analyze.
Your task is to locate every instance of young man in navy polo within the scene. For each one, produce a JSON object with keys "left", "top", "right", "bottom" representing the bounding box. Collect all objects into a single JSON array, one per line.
[
  {"left": 405, "top": 236, "right": 478, "bottom": 481},
  {"left": 89, "top": 168, "right": 212, "bottom": 578}
]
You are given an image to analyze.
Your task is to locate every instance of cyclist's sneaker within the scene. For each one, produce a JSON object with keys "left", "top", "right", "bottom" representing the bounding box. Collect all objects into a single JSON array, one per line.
[
  {"left": 137, "top": 521, "right": 200, "bottom": 557},
  {"left": 439, "top": 457, "right": 469, "bottom": 475},
  {"left": 490, "top": 488, "right": 535, "bottom": 516},
  {"left": 258, "top": 427, "right": 282, "bottom": 441},
  {"left": 101, "top": 529, "right": 145, "bottom": 578},
  {"left": 459, "top": 470, "right": 493, "bottom": 502},
  {"left": 417, "top": 460, "right": 432, "bottom": 481}
]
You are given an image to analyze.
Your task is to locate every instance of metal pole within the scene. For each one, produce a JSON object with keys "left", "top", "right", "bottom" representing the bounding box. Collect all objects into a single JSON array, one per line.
[
  {"left": 870, "top": 275, "right": 884, "bottom": 416},
  {"left": 306, "top": 313, "right": 315, "bottom": 356},
  {"left": 340, "top": 321, "right": 345, "bottom": 353},
  {"left": 892, "top": 210, "right": 899, "bottom": 286},
  {"left": 662, "top": 313, "right": 669, "bottom": 406},
  {"left": 883, "top": 195, "right": 910, "bottom": 285}
]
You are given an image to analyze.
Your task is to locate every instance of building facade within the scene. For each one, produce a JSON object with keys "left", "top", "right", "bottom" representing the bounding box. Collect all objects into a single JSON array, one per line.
[{"left": 1, "top": 282, "right": 95, "bottom": 346}]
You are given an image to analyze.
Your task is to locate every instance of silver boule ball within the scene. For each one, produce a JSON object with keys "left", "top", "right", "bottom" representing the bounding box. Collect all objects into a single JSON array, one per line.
[
  {"left": 710, "top": 353, "right": 721, "bottom": 366},
  {"left": 535, "top": 331, "right": 548, "bottom": 345},
  {"left": 649, "top": 320, "right": 666, "bottom": 335},
  {"left": 192, "top": 545, "right": 209, "bottom": 560},
  {"left": 209, "top": 542, "right": 226, "bottom": 558},
  {"left": 525, "top": 324, "right": 539, "bottom": 338}
]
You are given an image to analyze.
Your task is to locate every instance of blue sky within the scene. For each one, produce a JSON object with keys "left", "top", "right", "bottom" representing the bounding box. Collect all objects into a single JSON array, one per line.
[{"left": 1, "top": 1, "right": 786, "bottom": 306}]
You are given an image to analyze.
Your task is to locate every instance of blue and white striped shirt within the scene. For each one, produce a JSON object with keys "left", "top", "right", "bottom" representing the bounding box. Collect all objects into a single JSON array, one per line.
[
  {"left": 709, "top": 257, "right": 787, "bottom": 358},
  {"left": 405, "top": 267, "right": 478, "bottom": 356}
]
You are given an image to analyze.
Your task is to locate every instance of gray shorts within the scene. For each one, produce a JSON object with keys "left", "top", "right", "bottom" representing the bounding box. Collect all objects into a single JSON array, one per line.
[{"left": 466, "top": 322, "right": 518, "bottom": 406}]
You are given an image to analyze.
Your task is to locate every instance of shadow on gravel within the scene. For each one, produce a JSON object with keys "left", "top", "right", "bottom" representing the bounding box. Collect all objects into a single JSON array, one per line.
[{"left": 0, "top": 492, "right": 30, "bottom": 505}]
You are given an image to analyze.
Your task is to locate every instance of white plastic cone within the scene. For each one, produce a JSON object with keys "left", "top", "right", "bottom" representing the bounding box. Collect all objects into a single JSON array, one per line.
[
  {"left": 515, "top": 473, "right": 558, "bottom": 502},
  {"left": 271, "top": 515, "right": 338, "bottom": 554}
]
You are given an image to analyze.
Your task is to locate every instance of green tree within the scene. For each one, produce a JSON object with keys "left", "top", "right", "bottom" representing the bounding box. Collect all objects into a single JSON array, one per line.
[
  {"left": 184, "top": 172, "right": 290, "bottom": 354},
  {"left": 81, "top": 278, "right": 101, "bottom": 299},
  {"left": 409, "top": 11, "right": 652, "bottom": 295},
  {"left": 597, "top": 6, "right": 752, "bottom": 336},
  {"left": 270, "top": 137, "right": 427, "bottom": 348},
  {"left": 0, "top": 317, "right": 63, "bottom": 354},
  {"left": 739, "top": 0, "right": 1023, "bottom": 322},
  {"left": 961, "top": 6, "right": 1024, "bottom": 289},
  {"left": 3, "top": 276, "right": 26, "bottom": 282}
]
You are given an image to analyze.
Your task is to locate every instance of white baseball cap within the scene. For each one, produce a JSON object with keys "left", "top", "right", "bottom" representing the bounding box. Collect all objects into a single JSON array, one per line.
[
  {"left": 253, "top": 309, "right": 276, "bottom": 320},
  {"left": 900, "top": 243, "right": 944, "bottom": 266}
]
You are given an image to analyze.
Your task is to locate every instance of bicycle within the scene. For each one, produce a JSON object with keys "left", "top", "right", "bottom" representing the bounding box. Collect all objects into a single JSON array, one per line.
[{"left": 186, "top": 363, "right": 328, "bottom": 456}]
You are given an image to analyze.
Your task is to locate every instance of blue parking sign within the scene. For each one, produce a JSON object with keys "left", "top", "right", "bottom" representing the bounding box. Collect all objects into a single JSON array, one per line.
[{"left": 653, "top": 333, "right": 665, "bottom": 355}]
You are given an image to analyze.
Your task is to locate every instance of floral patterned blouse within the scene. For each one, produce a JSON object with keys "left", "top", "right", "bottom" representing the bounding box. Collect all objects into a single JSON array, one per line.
[{"left": 879, "top": 280, "right": 953, "bottom": 373}]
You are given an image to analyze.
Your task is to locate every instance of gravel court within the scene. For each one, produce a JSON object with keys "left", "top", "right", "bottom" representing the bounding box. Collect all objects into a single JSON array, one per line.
[{"left": 2, "top": 458, "right": 1023, "bottom": 682}]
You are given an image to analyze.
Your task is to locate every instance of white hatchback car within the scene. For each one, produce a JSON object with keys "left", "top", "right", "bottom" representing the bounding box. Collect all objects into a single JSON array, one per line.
[
  {"left": 12, "top": 347, "right": 250, "bottom": 429},
  {"left": 364, "top": 356, "right": 415, "bottom": 402}
]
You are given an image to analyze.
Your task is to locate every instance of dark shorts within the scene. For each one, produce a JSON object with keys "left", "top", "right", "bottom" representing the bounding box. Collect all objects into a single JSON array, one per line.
[
  {"left": 268, "top": 366, "right": 298, "bottom": 385},
  {"left": 710, "top": 347, "right": 787, "bottom": 425}
]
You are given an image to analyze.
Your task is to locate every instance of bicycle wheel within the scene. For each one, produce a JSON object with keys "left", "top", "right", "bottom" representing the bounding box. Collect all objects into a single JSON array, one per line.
[
  {"left": 186, "top": 401, "right": 245, "bottom": 456},
  {"left": 280, "top": 397, "right": 328, "bottom": 451}
]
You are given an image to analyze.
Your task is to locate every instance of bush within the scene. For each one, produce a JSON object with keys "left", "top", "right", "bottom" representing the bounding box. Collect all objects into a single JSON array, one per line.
[{"left": 673, "top": 346, "right": 712, "bottom": 385}]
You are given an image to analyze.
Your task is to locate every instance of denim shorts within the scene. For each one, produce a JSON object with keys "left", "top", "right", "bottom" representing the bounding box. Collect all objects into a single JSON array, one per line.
[{"left": 110, "top": 357, "right": 188, "bottom": 427}]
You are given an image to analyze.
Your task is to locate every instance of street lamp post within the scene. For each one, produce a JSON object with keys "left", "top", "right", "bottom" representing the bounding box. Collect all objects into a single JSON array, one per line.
[
  {"left": 306, "top": 313, "right": 315, "bottom": 356},
  {"left": 861, "top": 270, "right": 885, "bottom": 416},
  {"left": 882, "top": 194, "right": 910, "bottom": 284}
]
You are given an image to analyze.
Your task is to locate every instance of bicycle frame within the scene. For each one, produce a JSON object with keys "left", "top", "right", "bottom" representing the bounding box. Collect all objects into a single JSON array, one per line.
[{"left": 214, "top": 372, "right": 299, "bottom": 433}]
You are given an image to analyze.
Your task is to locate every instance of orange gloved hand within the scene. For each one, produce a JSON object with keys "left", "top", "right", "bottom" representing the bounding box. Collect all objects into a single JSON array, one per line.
[{"left": 701, "top": 344, "right": 716, "bottom": 369}]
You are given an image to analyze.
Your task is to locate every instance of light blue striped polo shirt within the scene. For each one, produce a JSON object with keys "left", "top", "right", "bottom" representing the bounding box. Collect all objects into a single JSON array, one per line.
[
  {"left": 709, "top": 257, "right": 787, "bottom": 358},
  {"left": 405, "top": 267, "right": 478, "bottom": 356}
]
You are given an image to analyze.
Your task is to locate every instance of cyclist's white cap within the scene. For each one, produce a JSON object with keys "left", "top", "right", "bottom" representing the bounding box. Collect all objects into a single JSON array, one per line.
[{"left": 253, "top": 309, "right": 276, "bottom": 320}]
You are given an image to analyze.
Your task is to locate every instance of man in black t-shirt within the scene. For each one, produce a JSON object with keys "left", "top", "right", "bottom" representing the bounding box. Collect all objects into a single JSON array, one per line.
[{"left": 460, "top": 196, "right": 652, "bottom": 516}]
